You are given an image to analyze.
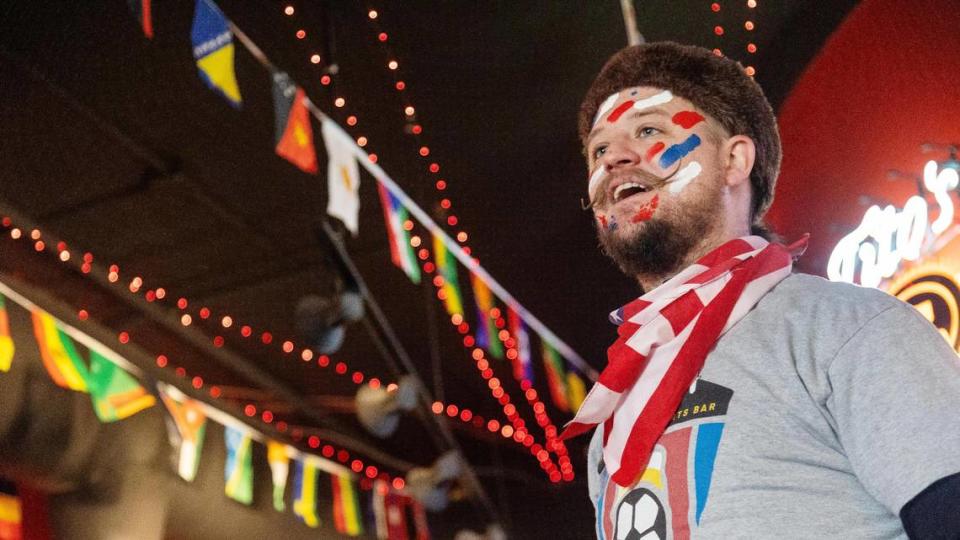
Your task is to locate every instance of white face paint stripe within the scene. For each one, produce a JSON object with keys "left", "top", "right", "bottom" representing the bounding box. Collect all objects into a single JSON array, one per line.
[
  {"left": 667, "top": 161, "right": 702, "bottom": 193},
  {"left": 631, "top": 90, "right": 673, "bottom": 112},
  {"left": 592, "top": 92, "right": 621, "bottom": 126},
  {"left": 588, "top": 166, "right": 606, "bottom": 197}
]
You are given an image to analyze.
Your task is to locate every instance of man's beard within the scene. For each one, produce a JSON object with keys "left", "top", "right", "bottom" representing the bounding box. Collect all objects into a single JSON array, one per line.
[{"left": 597, "top": 187, "right": 719, "bottom": 281}]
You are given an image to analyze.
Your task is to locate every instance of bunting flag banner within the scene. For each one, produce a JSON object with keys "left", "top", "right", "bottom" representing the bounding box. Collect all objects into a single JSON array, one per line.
[
  {"left": 267, "top": 441, "right": 290, "bottom": 512},
  {"left": 0, "top": 480, "right": 21, "bottom": 540},
  {"left": 470, "top": 273, "right": 503, "bottom": 360},
  {"left": 566, "top": 369, "right": 587, "bottom": 412},
  {"left": 272, "top": 72, "right": 318, "bottom": 174},
  {"left": 292, "top": 460, "right": 320, "bottom": 528},
  {"left": 224, "top": 426, "right": 254, "bottom": 504},
  {"left": 377, "top": 183, "right": 421, "bottom": 284},
  {"left": 0, "top": 295, "right": 13, "bottom": 373},
  {"left": 432, "top": 235, "right": 463, "bottom": 316},
  {"left": 190, "top": 0, "right": 242, "bottom": 108},
  {"left": 31, "top": 310, "right": 89, "bottom": 392},
  {"left": 410, "top": 499, "right": 431, "bottom": 540},
  {"left": 542, "top": 341, "right": 570, "bottom": 412},
  {"left": 331, "top": 473, "right": 363, "bottom": 536},
  {"left": 126, "top": 0, "right": 154, "bottom": 39},
  {"left": 159, "top": 388, "right": 208, "bottom": 482},
  {"left": 507, "top": 306, "right": 533, "bottom": 382},
  {"left": 322, "top": 117, "right": 361, "bottom": 235},
  {"left": 373, "top": 480, "right": 410, "bottom": 540},
  {"left": 86, "top": 350, "right": 155, "bottom": 422}
]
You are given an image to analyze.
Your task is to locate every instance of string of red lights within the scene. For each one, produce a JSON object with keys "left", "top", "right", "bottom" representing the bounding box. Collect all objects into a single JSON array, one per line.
[{"left": 710, "top": 0, "right": 759, "bottom": 77}]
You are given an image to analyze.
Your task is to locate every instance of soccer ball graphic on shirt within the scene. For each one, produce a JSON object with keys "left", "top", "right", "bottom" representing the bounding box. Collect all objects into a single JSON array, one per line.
[{"left": 614, "top": 487, "right": 666, "bottom": 540}]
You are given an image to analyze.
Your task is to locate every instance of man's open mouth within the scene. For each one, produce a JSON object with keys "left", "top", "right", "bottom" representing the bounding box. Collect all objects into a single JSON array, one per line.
[{"left": 612, "top": 182, "right": 652, "bottom": 204}]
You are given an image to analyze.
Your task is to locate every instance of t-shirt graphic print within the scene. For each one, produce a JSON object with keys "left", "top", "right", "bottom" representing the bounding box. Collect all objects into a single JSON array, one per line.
[{"left": 594, "top": 379, "right": 733, "bottom": 540}]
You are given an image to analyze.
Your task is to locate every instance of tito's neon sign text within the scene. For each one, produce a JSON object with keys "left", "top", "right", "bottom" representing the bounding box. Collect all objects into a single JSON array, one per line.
[{"left": 828, "top": 161, "right": 959, "bottom": 287}]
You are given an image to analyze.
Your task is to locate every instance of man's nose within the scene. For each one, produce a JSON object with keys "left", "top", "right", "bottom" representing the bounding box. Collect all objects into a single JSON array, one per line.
[{"left": 599, "top": 141, "right": 643, "bottom": 171}]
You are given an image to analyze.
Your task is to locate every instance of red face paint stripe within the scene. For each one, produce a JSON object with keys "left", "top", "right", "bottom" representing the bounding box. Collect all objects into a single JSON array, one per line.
[
  {"left": 597, "top": 215, "right": 608, "bottom": 228},
  {"left": 672, "top": 111, "right": 704, "bottom": 129},
  {"left": 606, "top": 100, "right": 635, "bottom": 123},
  {"left": 645, "top": 141, "right": 666, "bottom": 163},
  {"left": 631, "top": 195, "right": 660, "bottom": 223}
]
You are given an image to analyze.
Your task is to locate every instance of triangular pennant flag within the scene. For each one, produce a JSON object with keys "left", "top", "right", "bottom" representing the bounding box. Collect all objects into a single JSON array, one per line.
[
  {"left": 470, "top": 273, "right": 503, "bottom": 359},
  {"left": 332, "top": 473, "right": 363, "bottom": 536},
  {"left": 373, "top": 480, "right": 409, "bottom": 540},
  {"left": 126, "top": 0, "right": 154, "bottom": 38},
  {"left": 267, "top": 441, "right": 290, "bottom": 512},
  {"left": 377, "top": 183, "right": 421, "bottom": 284},
  {"left": 272, "top": 73, "right": 318, "bottom": 174},
  {"left": 224, "top": 426, "right": 254, "bottom": 504},
  {"left": 86, "top": 350, "right": 155, "bottom": 422},
  {"left": 0, "top": 295, "right": 14, "bottom": 373},
  {"left": 566, "top": 369, "right": 587, "bottom": 412},
  {"left": 410, "top": 498, "right": 431, "bottom": 540},
  {"left": 31, "top": 310, "right": 89, "bottom": 392},
  {"left": 191, "top": 0, "right": 242, "bottom": 107},
  {"left": 159, "top": 387, "right": 208, "bottom": 482},
  {"left": 292, "top": 459, "right": 320, "bottom": 528},
  {"left": 0, "top": 480, "right": 21, "bottom": 540},
  {"left": 321, "top": 118, "right": 361, "bottom": 235},
  {"left": 507, "top": 306, "right": 533, "bottom": 383},
  {"left": 432, "top": 235, "right": 463, "bottom": 316},
  {"left": 541, "top": 341, "right": 569, "bottom": 412}
]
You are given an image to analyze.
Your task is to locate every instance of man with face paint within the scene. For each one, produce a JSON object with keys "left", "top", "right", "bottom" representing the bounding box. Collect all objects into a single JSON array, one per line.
[{"left": 560, "top": 42, "right": 960, "bottom": 539}]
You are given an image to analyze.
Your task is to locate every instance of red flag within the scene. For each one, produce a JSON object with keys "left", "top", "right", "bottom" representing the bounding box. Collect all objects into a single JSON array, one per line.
[{"left": 275, "top": 87, "right": 318, "bottom": 174}]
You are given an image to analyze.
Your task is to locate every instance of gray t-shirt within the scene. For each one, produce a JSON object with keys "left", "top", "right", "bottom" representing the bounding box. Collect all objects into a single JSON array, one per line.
[{"left": 587, "top": 273, "right": 960, "bottom": 539}]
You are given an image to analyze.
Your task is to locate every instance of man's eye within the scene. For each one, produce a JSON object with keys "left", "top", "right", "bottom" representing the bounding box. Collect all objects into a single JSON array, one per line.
[
  {"left": 592, "top": 145, "right": 607, "bottom": 159},
  {"left": 637, "top": 126, "right": 660, "bottom": 137}
]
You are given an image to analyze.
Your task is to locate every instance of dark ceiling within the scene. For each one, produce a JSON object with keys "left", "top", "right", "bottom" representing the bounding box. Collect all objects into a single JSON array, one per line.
[{"left": 0, "top": 1, "right": 857, "bottom": 536}]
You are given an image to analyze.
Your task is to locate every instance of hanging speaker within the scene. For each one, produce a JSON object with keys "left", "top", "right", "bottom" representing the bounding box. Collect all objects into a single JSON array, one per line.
[
  {"left": 404, "top": 450, "right": 462, "bottom": 512},
  {"left": 355, "top": 375, "right": 419, "bottom": 438},
  {"left": 296, "top": 294, "right": 347, "bottom": 355}
]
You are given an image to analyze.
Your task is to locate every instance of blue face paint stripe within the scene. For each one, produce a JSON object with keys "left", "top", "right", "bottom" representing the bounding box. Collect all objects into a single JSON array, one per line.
[
  {"left": 658, "top": 134, "right": 701, "bottom": 169},
  {"left": 694, "top": 422, "right": 724, "bottom": 525}
]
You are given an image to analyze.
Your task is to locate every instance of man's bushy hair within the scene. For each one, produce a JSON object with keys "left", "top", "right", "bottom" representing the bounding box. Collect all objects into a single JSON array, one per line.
[{"left": 579, "top": 42, "right": 781, "bottom": 226}]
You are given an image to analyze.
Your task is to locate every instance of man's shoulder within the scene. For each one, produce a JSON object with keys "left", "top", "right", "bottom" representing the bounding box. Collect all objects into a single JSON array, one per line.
[
  {"left": 764, "top": 272, "right": 905, "bottom": 316},
  {"left": 745, "top": 272, "right": 914, "bottom": 343}
]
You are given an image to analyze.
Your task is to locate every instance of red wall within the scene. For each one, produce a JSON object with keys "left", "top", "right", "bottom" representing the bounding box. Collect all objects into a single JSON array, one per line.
[{"left": 767, "top": 0, "right": 960, "bottom": 274}]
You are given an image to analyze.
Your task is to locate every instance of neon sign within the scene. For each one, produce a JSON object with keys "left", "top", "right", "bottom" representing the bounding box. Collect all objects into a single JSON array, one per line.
[{"left": 828, "top": 160, "right": 959, "bottom": 287}]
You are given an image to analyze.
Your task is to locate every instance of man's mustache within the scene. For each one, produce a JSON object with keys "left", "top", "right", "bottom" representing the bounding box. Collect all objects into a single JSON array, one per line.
[{"left": 584, "top": 159, "right": 683, "bottom": 211}]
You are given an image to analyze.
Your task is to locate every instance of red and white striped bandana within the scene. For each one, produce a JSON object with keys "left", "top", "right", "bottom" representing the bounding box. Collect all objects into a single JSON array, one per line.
[{"left": 560, "top": 235, "right": 808, "bottom": 486}]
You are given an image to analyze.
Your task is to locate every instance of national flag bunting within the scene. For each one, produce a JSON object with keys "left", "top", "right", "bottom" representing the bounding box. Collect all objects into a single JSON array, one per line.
[
  {"left": 292, "top": 460, "right": 320, "bottom": 528},
  {"left": 0, "top": 480, "right": 21, "bottom": 540},
  {"left": 31, "top": 310, "right": 89, "bottom": 392},
  {"left": 432, "top": 235, "right": 463, "bottom": 316},
  {"left": 566, "top": 369, "right": 587, "bottom": 412},
  {"left": 272, "top": 72, "right": 318, "bottom": 174},
  {"left": 410, "top": 499, "right": 431, "bottom": 540},
  {"left": 87, "top": 350, "right": 155, "bottom": 422},
  {"left": 373, "top": 480, "right": 410, "bottom": 540},
  {"left": 542, "top": 341, "right": 569, "bottom": 412},
  {"left": 471, "top": 273, "right": 503, "bottom": 359},
  {"left": 377, "top": 183, "right": 421, "bottom": 284},
  {"left": 331, "top": 473, "right": 363, "bottom": 536},
  {"left": 0, "top": 295, "right": 13, "bottom": 373},
  {"left": 191, "top": 0, "right": 242, "bottom": 107},
  {"left": 126, "top": 0, "right": 154, "bottom": 38},
  {"left": 267, "top": 441, "right": 290, "bottom": 512},
  {"left": 322, "top": 117, "right": 361, "bottom": 235},
  {"left": 507, "top": 306, "right": 533, "bottom": 383},
  {"left": 224, "top": 426, "right": 254, "bottom": 504},
  {"left": 159, "top": 387, "right": 208, "bottom": 482}
]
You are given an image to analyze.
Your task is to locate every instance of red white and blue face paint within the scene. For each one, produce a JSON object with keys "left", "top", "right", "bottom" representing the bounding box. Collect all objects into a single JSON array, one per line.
[{"left": 587, "top": 88, "right": 712, "bottom": 217}]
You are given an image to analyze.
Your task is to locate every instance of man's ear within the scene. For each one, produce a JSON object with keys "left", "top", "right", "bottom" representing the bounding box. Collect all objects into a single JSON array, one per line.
[{"left": 722, "top": 134, "right": 756, "bottom": 188}]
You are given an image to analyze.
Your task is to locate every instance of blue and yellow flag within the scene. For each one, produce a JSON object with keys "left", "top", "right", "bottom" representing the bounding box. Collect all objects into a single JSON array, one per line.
[
  {"left": 191, "top": 0, "right": 242, "bottom": 107},
  {"left": 292, "top": 459, "right": 320, "bottom": 527},
  {"left": 224, "top": 426, "right": 254, "bottom": 504}
]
